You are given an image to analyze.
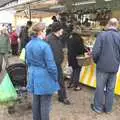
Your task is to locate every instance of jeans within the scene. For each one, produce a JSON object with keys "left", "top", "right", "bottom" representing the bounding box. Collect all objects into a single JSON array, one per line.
[
  {"left": 32, "top": 95, "right": 52, "bottom": 120},
  {"left": 94, "top": 69, "right": 116, "bottom": 112},
  {"left": 56, "top": 64, "right": 67, "bottom": 100}
]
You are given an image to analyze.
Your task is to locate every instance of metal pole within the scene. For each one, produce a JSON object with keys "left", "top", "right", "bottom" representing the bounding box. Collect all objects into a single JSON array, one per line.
[{"left": 28, "top": 3, "right": 31, "bottom": 21}]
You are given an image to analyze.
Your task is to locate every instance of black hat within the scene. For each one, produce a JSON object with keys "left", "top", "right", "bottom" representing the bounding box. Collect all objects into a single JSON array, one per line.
[
  {"left": 52, "top": 16, "right": 57, "bottom": 20},
  {"left": 51, "top": 22, "right": 62, "bottom": 32},
  {"left": 27, "top": 21, "right": 32, "bottom": 26}
]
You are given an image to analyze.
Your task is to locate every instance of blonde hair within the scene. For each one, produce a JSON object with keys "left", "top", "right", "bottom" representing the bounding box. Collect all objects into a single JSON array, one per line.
[{"left": 29, "top": 22, "right": 45, "bottom": 37}]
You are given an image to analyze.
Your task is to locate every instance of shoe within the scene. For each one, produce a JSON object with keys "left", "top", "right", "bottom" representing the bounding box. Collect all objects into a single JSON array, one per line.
[
  {"left": 91, "top": 104, "right": 102, "bottom": 113},
  {"left": 103, "top": 108, "right": 112, "bottom": 114},
  {"left": 74, "top": 86, "right": 82, "bottom": 91},
  {"left": 58, "top": 98, "right": 71, "bottom": 105},
  {"left": 67, "top": 85, "right": 74, "bottom": 88},
  {"left": 105, "top": 111, "right": 111, "bottom": 114}
]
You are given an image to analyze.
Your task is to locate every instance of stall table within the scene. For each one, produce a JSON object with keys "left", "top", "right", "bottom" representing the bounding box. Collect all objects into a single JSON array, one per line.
[{"left": 80, "top": 64, "right": 120, "bottom": 95}]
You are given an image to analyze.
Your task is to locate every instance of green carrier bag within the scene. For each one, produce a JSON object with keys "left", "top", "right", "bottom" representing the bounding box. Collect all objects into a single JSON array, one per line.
[{"left": 0, "top": 73, "right": 17, "bottom": 103}]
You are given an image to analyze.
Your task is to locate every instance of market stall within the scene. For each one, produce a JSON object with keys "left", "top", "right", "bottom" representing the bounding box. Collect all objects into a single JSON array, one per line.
[
  {"left": 58, "top": 0, "right": 120, "bottom": 95},
  {"left": 79, "top": 64, "right": 120, "bottom": 95},
  {"left": 77, "top": 27, "right": 120, "bottom": 96},
  {"left": 1, "top": 0, "right": 120, "bottom": 96}
]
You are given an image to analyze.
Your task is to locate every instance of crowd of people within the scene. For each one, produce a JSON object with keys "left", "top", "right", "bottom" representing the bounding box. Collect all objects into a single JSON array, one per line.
[{"left": 0, "top": 16, "right": 120, "bottom": 120}]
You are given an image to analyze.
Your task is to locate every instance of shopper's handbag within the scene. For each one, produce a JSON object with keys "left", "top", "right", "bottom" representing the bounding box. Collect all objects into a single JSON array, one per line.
[
  {"left": 0, "top": 73, "right": 17, "bottom": 103},
  {"left": 19, "top": 48, "right": 25, "bottom": 62}
]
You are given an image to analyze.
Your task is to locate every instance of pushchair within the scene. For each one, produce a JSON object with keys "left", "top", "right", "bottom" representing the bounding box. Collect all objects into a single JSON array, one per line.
[{"left": 6, "top": 63, "right": 28, "bottom": 114}]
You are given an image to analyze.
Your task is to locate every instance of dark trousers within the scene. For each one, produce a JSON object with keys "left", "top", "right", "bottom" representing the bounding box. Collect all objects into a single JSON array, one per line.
[
  {"left": 70, "top": 66, "right": 81, "bottom": 87},
  {"left": 32, "top": 95, "right": 52, "bottom": 120},
  {"left": 57, "top": 64, "right": 67, "bottom": 100},
  {"left": 11, "top": 44, "right": 18, "bottom": 55}
]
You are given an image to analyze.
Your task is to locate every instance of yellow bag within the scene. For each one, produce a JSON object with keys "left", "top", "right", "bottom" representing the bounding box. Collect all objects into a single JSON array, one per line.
[{"left": 19, "top": 48, "right": 25, "bottom": 62}]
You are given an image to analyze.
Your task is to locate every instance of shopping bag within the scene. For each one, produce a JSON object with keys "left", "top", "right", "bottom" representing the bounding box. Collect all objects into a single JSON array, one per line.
[
  {"left": 0, "top": 73, "right": 17, "bottom": 103},
  {"left": 63, "top": 63, "right": 73, "bottom": 79},
  {"left": 19, "top": 48, "right": 25, "bottom": 62}
]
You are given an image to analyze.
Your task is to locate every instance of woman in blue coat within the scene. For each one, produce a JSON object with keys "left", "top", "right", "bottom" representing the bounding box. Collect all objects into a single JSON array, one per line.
[{"left": 25, "top": 23, "right": 60, "bottom": 120}]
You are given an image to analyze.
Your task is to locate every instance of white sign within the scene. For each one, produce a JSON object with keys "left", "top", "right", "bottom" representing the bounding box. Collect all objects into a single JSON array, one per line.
[
  {"left": 0, "top": 10, "right": 15, "bottom": 23},
  {"left": 18, "top": 0, "right": 33, "bottom": 4}
]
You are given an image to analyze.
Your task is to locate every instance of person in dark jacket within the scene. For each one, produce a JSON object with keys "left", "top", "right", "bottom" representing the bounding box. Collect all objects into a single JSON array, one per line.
[
  {"left": 91, "top": 18, "right": 120, "bottom": 113},
  {"left": 19, "top": 21, "right": 32, "bottom": 50},
  {"left": 46, "top": 24, "right": 52, "bottom": 36},
  {"left": 47, "top": 22, "right": 70, "bottom": 105},
  {"left": 67, "top": 32, "right": 87, "bottom": 91},
  {"left": 83, "top": 18, "right": 91, "bottom": 27}
]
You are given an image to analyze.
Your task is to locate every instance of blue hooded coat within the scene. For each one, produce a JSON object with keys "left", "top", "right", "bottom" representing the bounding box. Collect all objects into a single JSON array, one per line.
[{"left": 26, "top": 37, "right": 60, "bottom": 95}]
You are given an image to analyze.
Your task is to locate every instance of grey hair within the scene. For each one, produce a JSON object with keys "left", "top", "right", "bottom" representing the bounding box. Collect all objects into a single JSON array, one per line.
[{"left": 107, "top": 18, "right": 119, "bottom": 27}]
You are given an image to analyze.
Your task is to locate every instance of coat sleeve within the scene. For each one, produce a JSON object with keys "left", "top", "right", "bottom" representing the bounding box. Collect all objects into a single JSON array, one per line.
[
  {"left": 92, "top": 33, "right": 102, "bottom": 63},
  {"left": 44, "top": 44, "right": 58, "bottom": 81},
  {"left": 7, "top": 35, "right": 11, "bottom": 52}
]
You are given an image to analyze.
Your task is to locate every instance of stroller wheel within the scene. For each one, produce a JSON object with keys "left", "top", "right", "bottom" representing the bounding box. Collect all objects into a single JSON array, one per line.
[{"left": 8, "top": 106, "right": 15, "bottom": 114}]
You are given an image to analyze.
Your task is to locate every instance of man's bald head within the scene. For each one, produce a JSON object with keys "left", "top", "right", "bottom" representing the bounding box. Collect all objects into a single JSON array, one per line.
[{"left": 107, "top": 18, "right": 119, "bottom": 28}]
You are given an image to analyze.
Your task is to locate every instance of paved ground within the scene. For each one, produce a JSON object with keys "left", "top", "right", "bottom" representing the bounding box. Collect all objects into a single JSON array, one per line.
[
  {"left": 0, "top": 56, "right": 120, "bottom": 120},
  {"left": 0, "top": 86, "right": 120, "bottom": 120}
]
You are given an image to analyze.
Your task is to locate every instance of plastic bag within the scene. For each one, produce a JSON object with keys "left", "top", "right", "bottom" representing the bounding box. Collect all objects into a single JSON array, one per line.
[
  {"left": 19, "top": 48, "right": 25, "bottom": 62},
  {"left": 63, "top": 64, "right": 73, "bottom": 79},
  {"left": 0, "top": 73, "right": 17, "bottom": 103}
]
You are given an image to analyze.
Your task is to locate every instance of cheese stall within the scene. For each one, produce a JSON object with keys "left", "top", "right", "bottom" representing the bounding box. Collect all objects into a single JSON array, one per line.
[{"left": 62, "top": 0, "right": 120, "bottom": 95}]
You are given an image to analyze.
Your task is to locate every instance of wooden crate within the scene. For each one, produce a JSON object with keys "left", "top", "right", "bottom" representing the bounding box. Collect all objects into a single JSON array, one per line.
[{"left": 76, "top": 56, "right": 93, "bottom": 66}]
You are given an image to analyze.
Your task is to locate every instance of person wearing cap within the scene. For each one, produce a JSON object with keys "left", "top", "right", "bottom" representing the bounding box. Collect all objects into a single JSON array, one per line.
[
  {"left": 47, "top": 22, "right": 70, "bottom": 105},
  {"left": 26, "top": 22, "right": 60, "bottom": 120},
  {"left": 91, "top": 18, "right": 120, "bottom": 113}
]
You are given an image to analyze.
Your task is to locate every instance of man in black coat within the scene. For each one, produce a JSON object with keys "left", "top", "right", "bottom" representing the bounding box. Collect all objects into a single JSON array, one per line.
[
  {"left": 67, "top": 32, "right": 87, "bottom": 90},
  {"left": 19, "top": 21, "right": 32, "bottom": 50},
  {"left": 47, "top": 22, "right": 70, "bottom": 105}
]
